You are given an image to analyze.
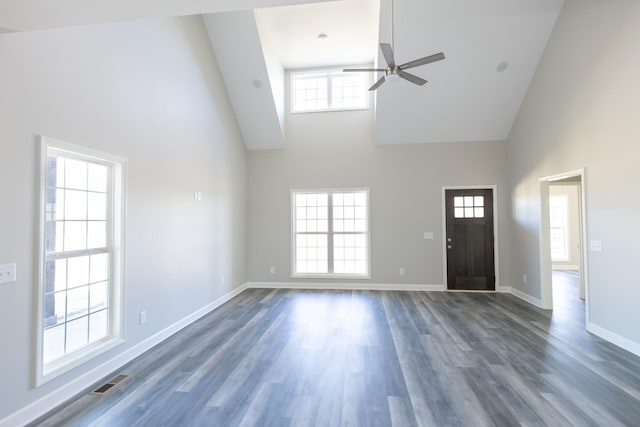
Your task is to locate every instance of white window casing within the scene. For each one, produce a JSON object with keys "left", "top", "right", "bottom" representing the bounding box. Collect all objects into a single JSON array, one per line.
[{"left": 36, "top": 137, "right": 126, "bottom": 386}]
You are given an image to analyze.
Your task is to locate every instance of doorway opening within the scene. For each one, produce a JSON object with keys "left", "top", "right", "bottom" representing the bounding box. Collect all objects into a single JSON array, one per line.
[{"left": 539, "top": 169, "right": 589, "bottom": 325}]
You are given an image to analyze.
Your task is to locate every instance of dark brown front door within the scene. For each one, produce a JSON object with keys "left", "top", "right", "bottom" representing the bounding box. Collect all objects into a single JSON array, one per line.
[{"left": 445, "top": 189, "right": 495, "bottom": 290}]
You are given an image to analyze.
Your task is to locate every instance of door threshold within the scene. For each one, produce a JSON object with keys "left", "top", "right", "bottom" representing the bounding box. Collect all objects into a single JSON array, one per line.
[{"left": 446, "top": 289, "right": 497, "bottom": 293}]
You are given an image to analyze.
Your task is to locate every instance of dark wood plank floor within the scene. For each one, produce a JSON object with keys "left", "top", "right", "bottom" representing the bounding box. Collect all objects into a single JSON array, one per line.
[{"left": 32, "top": 278, "right": 640, "bottom": 426}]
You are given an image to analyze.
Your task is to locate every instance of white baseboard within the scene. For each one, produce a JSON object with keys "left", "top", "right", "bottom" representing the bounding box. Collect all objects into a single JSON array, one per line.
[
  {"left": 587, "top": 322, "right": 640, "bottom": 358},
  {"left": 497, "top": 285, "right": 512, "bottom": 293},
  {"left": 508, "top": 287, "right": 545, "bottom": 309},
  {"left": 0, "top": 284, "right": 247, "bottom": 427},
  {"left": 552, "top": 264, "right": 580, "bottom": 271},
  {"left": 246, "top": 281, "right": 446, "bottom": 292}
]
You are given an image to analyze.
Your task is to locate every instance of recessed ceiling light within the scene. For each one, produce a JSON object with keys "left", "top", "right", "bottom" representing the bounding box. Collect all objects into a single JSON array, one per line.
[
  {"left": 252, "top": 79, "right": 263, "bottom": 89},
  {"left": 317, "top": 33, "right": 328, "bottom": 41},
  {"left": 497, "top": 61, "right": 509, "bottom": 72}
]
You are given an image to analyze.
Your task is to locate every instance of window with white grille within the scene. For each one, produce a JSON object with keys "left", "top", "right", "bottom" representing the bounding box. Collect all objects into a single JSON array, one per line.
[
  {"left": 292, "top": 189, "right": 370, "bottom": 277},
  {"left": 291, "top": 70, "right": 369, "bottom": 113},
  {"left": 37, "top": 137, "right": 125, "bottom": 384}
]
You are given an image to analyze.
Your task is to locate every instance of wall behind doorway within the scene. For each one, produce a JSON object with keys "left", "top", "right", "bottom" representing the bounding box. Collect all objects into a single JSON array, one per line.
[{"left": 550, "top": 183, "right": 581, "bottom": 271}]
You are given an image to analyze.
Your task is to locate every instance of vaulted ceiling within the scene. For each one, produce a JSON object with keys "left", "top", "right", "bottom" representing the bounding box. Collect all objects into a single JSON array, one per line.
[{"left": 0, "top": 0, "right": 565, "bottom": 149}]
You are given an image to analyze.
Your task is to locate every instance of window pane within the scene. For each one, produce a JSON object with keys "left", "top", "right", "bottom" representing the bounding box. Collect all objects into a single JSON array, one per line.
[
  {"left": 344, "top": 219, "right": 355, "bottom": 232},
  {"left": 43, "top": 324, "right": 66, "bottom": 364},
  {"left": 307, "top": 207, "right": 317, "bottom": 219},
  {"left": 64, "top": 190, "right": 87, "bottom": 220},
  {"left": 90, "top": 253, "right": 109, "bottom": 283},
  {"left": 67, "top": 286, "right": 89, "bottom": 321},
  {"left": 296, "top": 207, "right": 306, "bottom": 220},
  {"left": 88, "top": 164, "right": 108, "bottom": 193},
  {"left": 464, "top": 196, "right": 474, "bottom": 207},
  {"left": 455, "top": 208, "right": 464, "bottom": 218},
  {"left": 44, "top": 291, "right": 66, "bottom": 327},
  {"left": 64, "top": 221, "right": 87, "bottom": 251},
  {"left": 53, "top": 189, "right": 65, "bottom": 220},
  {"left": 66, "top": 316, "right": 89, "bottom": 353},
  {"left": 67, "top": 256, "right": 90, "bottom": 288},
  {"left": 454, "top": 197, "right": 464, "bottom": 207},
  {"left": 465, "top": 207, "right": 474, "bottom": 218},
  {"left": 55, "top": 259, "right": 68, "bottom": 292},
  {"left": 65, "top": 159, "right": 88, "bottom": 190},
  {"left": 90, "top": 281, "right": 108, "bottom": 312},
  {"left": 88, "top": 192, "right": 107, "bottom": 220},
  {"left": 474, "top": 196, "right": 484, "bottom": 207},
  {"left": 89, "top": 310, "right": 108, "bottom": 343},
  {"left": 87, "top": 221, "right": 107, "bottom": 249},
  {"left": 474, "top": 207, "right": 484, "bottom": 218}
]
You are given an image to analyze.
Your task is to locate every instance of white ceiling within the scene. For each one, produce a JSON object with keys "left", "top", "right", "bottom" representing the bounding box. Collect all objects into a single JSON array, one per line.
[
  {"left": 0, "top": 0, "right": 333, "bottom": 32},
  {"left": 255, "top": 0, "right": 379, "bottom": 69},
  {"left": 375, "top": 0, "right": 564, "bottom": 145},
  {"left": 211, "top": 0, "right": 564, "bottom": 148},
  {"left": 1, "top": 0, "right": 565, "bottom": 149}
]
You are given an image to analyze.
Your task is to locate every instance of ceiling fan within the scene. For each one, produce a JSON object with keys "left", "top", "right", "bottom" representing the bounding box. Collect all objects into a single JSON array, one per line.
[{"left": 344, "top": 0, "right": 445, "bottom": 91}]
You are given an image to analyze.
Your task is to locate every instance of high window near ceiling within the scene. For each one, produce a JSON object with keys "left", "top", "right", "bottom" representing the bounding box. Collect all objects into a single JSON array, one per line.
[
  {"left": 291, "top": 70, "right": 370, "bottom": 113},
  {"left": 291, "top": 189, "right": 370, "bottom": 278},
  {"left": 37, "top": 137, "right": 125, "bottom": 384}
]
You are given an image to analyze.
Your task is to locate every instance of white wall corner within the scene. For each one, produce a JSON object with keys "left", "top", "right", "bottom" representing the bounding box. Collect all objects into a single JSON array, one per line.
[
  {"left": 0, "top": 284, "right": 248, "bottom": 427},
  {"left": 587, "top": 322, "right": 640, "bottom": 358}
]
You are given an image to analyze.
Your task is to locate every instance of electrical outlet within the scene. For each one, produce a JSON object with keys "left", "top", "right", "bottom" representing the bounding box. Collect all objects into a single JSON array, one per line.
[
  {"left": 269, "top": 266, "right": 275, "bottom": 274},
  {"left": 139, "top": 311, "right": 147, "bottom": 325},
  {"left": 522, "top": 274, "right": 528, "bottom": 284},
  {"left": 399, "top": 267, "right": 405, "bottom": 276},
  {"left": 0, "top": 263, "right": 16, "bottom": 284}
]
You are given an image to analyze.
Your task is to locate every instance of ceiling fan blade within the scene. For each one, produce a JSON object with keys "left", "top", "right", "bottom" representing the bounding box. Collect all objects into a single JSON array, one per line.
[
  {"left": 398, "top": 70, "right": 427, "bottom": 86},
  {"left": 369, "top": 76, "right": 386, "bottom": 91},
  {"left": 380, "top": 43, "right": 396, "bottom": 69},
  {"left": 343, "top": 68, "right": 387, "bottom": 72},
  {"left": 398, "top": 52, "right": 445, "bottom": 70}
]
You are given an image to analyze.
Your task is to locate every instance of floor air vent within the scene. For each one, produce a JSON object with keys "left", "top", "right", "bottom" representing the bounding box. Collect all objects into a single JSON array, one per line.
[{"left": 90, "top": 374, "right": 128, "bottom": 395}]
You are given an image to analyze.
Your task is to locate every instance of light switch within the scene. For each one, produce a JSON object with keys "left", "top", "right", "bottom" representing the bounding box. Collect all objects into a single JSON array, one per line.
[
  {"left": 423, "top": 232, "right": 434, "bottom": 240},
  {"left": 590, "top": 240, "right": 602, "bottom": 252},
  {"left": 0, "top": 263, "right": 16, "bottom": 284}
]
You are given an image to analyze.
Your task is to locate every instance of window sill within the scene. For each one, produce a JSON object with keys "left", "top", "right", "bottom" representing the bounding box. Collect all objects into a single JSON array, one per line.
[
  {"left": 37, "top": 337, "right": 124, "bottom": 387},
  {"left": 291, "top": 273, "right": 371, "bottom": 280}
]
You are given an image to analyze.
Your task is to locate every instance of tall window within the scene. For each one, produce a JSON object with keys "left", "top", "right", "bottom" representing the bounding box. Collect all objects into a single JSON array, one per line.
[
  {"left": 38, "top": 138, "right": 125, "bottom": 384},
  {"left": 549, "top": 195, "right": 569, "bottom": 262},
  {"left": 292, "top": 189, "right": 370, "bottom": 278},
  {"left": 291, "top": 70, "right": 369, "bottom": 113}
]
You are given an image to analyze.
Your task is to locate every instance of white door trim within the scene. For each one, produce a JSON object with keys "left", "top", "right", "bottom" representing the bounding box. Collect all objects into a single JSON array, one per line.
[
  {"left": 538, "top": 168, "right": 590, "bottom": 324},
  {"left": 441, "top": 185, "right": 500, "bottom": 292}
]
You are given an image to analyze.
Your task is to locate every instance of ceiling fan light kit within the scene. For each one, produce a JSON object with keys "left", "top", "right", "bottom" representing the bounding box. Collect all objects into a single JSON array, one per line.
[{"left": 343, "top": 0, "right": 445, "bottom": 91}]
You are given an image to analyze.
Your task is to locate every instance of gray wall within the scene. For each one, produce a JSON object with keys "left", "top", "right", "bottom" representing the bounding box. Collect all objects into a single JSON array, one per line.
[
  {"left": 506, "top": 0, "right": 640, "bottom": 343},
  {"left": 248, "top": 100, "right": 510, "bottom": 286},
  {"left": 0, "top": 16, "right": 247, "bottom": 419}
]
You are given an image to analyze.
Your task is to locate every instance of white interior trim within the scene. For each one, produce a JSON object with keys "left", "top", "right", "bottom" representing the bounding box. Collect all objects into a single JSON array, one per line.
[
  {"left": 587, "top": 322, "right": 640, "bottom": 358},
  {"left": 35, "top": 137, "right": 128, "bottom": 387},
  {"left": 509, "top": 287, "right": 545, "bottom": 309},
  {"left": 0, "top": 284, "right": 247, "bottom": 427},
  {"left": 538, "top": 169, "right": 589, "bottom": 322},
  {"left": 440, "top": 185, "right": 501, "bottom": 291},
  {"left": 247, "top": 281, "right": 446, "bottom": 292}
]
